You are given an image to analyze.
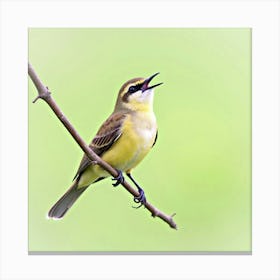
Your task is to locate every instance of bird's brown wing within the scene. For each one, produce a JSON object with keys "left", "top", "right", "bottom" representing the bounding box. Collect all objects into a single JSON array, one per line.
[{"left": 73, "top": 112, "right": 126, "bottom": 180}]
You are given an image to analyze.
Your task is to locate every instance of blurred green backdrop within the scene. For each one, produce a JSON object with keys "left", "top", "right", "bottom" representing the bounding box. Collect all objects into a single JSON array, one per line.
[{"left": 28, "top": 28, "right": 251, "bottom": 253}]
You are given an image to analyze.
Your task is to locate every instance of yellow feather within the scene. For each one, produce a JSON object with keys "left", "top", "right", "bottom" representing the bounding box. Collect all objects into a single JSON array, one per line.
[{"left": 78, "top": 111, "right": 157, "bottom": 188}]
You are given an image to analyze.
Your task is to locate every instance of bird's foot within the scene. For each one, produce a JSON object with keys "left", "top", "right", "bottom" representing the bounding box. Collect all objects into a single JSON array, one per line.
[
  {"left": 112, "top": 169, "right": 124, "bottom": 187},
  {"left": 133, "top": 187, "right": 147, "bottom": 208}
]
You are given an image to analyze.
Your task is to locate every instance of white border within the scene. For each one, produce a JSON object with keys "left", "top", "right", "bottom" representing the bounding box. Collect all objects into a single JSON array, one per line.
[{"left": 0, "top": 0, "right": 279, "bottom": 279}]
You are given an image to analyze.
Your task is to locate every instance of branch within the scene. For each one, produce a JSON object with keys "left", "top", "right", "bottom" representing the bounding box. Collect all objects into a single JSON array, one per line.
[{"left": 28, "top": 62, "right": 177, "bottom": 230}]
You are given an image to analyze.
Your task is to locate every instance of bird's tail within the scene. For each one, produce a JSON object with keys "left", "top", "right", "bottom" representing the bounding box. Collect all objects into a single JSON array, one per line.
[{"left": 47, "top": 180, "right": 88, "bottom": 220}]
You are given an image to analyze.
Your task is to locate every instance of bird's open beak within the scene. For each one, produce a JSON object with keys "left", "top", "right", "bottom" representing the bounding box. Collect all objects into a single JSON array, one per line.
[{"left": 141, "top": 72, "right": 163, "bottom": 92}]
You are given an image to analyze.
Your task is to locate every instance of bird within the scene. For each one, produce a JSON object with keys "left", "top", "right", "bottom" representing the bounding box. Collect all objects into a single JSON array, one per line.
[{"left": 48, "top": 72, "right": 163, "bottom": 219}]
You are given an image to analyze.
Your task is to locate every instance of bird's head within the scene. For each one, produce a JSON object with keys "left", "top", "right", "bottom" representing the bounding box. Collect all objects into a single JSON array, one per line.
[{"left": 114, "top": 73, "right": 163, "bottom": 112}]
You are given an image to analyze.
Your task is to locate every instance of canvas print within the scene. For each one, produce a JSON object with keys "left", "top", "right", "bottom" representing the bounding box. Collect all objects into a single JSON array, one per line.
[{"left": 28, "top": 28, "right": 251, "bottom": 253}]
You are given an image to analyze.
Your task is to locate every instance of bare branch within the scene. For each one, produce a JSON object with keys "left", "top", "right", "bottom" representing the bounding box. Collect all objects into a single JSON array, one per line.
[{"left": 28, "top": 62, "right": 177, "bottom": 230}]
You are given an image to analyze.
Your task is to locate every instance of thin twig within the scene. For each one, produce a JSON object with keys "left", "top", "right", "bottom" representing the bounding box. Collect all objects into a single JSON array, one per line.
[{"left": 28, "top": 62, "right": 177, "bottom": 230}]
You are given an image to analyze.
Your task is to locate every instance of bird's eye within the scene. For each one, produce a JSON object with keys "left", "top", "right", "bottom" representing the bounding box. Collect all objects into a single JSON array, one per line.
[{"left": 128, "top": 86, "right": 137, "bottom": 93}]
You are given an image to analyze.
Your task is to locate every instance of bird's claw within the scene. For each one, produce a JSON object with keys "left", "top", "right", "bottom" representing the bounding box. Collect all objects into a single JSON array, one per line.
[
  {"left": 133, "top": 187, "right": 146, "bottom": 208},
  {"left": 112, "top": 170, "right": 124, "bottom": 187}
]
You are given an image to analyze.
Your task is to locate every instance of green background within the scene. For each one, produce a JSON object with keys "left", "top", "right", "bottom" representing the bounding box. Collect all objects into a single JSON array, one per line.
[{"left": 28, "top": 28, "right": 251, "bottom": 252}]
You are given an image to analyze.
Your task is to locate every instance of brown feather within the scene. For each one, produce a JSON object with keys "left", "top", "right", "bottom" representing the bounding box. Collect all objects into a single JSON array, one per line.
[{"left": 73, "top": 112, "right": 126, "bottom": 180}]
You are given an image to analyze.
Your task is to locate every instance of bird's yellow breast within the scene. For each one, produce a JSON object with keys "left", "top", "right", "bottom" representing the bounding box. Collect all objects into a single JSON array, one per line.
[{"left": 95, "top": 112, "right": 157, "bottom": 176}]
